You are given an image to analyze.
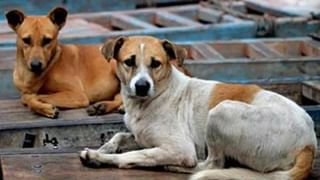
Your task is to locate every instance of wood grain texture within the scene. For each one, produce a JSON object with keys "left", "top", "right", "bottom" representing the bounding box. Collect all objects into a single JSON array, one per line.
[
  {"left": 1, "top": 152, "right": 320, "bottom": 180},
  {"left": 0, "top": 153, "right": 188, "bottom": 180}
]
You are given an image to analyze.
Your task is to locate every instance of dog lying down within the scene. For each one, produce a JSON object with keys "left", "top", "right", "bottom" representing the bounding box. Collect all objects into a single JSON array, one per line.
[
  {"left": 5, "top": 7, "right": 124, "bottom": 118},
  {"left": 80, "top": 36, "right": 317, "bottom": 180},
  {"left": 5, "top": 7, "right": 190, "bottom": 118}
]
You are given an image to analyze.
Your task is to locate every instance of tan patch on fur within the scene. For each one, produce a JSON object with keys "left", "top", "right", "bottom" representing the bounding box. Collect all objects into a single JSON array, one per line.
[
  {"left": 289, "top": 145, "right": 315, "bottom": 180},
  {"left": 209, "top": 83, "right": 261, "bottom": 108}
]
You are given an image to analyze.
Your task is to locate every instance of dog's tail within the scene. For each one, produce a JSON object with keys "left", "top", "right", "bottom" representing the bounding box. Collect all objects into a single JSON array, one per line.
[{"left": 190, "top": 145, "right": 315, "bottom": 180}]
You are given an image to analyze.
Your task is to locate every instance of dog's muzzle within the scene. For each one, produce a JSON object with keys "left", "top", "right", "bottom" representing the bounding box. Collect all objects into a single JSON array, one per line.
[
  {"left": 30, "top": 60, "right": 43, "bottom": 73},
  {"left": 135, "top": 79, "right": 150, "bottom": 97}
]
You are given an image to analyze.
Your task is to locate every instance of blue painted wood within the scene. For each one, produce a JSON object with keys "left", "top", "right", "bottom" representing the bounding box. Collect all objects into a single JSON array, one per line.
[
  {"left": 0, "top": 0, "right": 200, "bottom": 20},
  {"left": 275, "top": 18, "right": 320, "bottom": 38},
  {"left": 1, "top": 4, "right": 319, "bottom": 47},
  {"left": 0, "top": 21, "right": 257, "bottom": 47},
  {"left": 0, "top": 0, "right": 135, "bottom": 20},
  {"left": 304, "top": 105, "right": 320, "bottom": 123}
]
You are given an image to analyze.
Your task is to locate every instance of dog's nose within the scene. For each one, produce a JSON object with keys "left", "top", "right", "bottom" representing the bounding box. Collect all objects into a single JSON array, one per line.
[
  {"left": 135, "top": 79, "right": 150, "bottom": 97},
  {"left": 30, "top": 60, "right": 43, "bottom": 73}
]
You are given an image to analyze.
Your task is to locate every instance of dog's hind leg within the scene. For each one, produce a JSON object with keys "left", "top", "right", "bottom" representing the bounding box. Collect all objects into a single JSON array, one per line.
[
  {"left": 87, "top": 93, "right": 123, "bottom": 115},
  {"left": 97, "top": 132, "right": 140, "bottom": 154},
  {"left": 37, "top": 91, "right": 89, "bottom": 108}
]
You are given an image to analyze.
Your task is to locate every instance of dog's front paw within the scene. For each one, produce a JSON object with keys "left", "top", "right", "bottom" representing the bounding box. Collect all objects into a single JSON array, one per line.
[
  {"left": 35, "top": 104, "right": 59, "bottom": 119},
  {"left": 50, "top": 106, "right": 59, "bottom": 118},
  {"left": 79, "top": 148, "right": 102, "bottom": 168},
  {"left": 117, "top": 105, "right": 125, "bottom": 114},
  {"left": 86, "top": 103, "right": 107, "bottom": 116}
]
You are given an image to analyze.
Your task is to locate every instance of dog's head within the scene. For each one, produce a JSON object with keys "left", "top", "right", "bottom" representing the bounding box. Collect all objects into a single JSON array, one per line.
[
  {"left": 101, "top": 36, "right": 187, "bottom": 100},
  {"left": 6, "top": 7, "right": 67, "bottom": 74}
]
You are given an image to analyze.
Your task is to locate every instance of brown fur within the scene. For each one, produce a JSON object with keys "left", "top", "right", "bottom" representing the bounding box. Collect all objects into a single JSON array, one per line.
[
  {"left": 7, "top": 7, "right": 121, "bottom": 118},
  {"left": 209, "top": 83, "right": 261, "bottom": 109},
  {"left": 289, "top": 145, "right": 315, "bottom": 180}
]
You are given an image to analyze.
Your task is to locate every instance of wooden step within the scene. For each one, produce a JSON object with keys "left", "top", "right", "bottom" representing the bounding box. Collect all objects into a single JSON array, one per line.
[
  {"left": 0, "top": 153, "right": 188, "bottom": 180},
  {"left": 0, "top": 152, "right": 319, "bottom": 180},
  {"left": 0, "top": 98, "right": 125, "bottom": 151}
]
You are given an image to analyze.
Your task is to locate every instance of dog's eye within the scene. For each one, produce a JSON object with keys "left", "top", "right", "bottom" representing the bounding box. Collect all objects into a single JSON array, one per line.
[
  {"left": 42, "top": 37, "right": 52, "bottom": 47},
  {"left": 150, "top": 58, "right": 161, "bottom": 69},
  {"left": 124, "top": 56, "right": 136, "bottom": 67},
  {"left": 22, "top": 37, "right": 31, "bottom": 45}
]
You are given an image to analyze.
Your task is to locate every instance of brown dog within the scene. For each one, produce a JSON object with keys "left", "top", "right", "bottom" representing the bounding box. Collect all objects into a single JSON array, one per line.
[{"left": 6, "top": 7, "right": 122, "bottom": 118}]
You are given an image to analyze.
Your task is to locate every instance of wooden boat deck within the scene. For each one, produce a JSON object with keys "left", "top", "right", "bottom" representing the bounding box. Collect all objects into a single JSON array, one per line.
[
  {"left": 1, "top": 152, "right": 320, "bottom": 180},
  {"left": 0, "top": 1, "right": 320, "bottom": 179}
]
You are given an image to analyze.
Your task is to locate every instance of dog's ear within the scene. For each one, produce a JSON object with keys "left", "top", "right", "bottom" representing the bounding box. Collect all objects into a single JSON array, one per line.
[
  {"left": 162, "top": 40, "right": 187, "bottom": 66},
  {"left": 6, "top": 10, "right": 25, "bottom": 31},
  {"left": 101, "top": 36, "right": 126, "bottom": 61},
  {"left": 48, "top": 7, "right": 68, "bottom": 30}
]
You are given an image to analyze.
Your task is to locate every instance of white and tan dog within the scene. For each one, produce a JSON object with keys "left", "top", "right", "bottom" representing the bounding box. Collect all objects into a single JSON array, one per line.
[{"left": 80, "top": 36, "right": 317, "bottom": 180}]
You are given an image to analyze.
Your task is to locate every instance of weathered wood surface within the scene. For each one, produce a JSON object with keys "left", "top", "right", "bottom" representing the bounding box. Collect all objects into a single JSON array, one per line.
[
  {"left": 0, "top": 152, "right": 320, "bottom": 180},
  {"left": 1, "top": 3, "right": 320, "bottom": 47},
  {"left": 0, "top": 0, "right": 200, "bottom": 18},
  {"left": 0, "top": 153, "right": 188, "bottom": 180},
  {"left": 0, "top": 5, "right": 250, "bottom": 47},
  {"left": 0, "top": 96, "right": 126, "bottom": 149},
  {"left": 0, "top": 98, "right": 125, "bottom": 150}
]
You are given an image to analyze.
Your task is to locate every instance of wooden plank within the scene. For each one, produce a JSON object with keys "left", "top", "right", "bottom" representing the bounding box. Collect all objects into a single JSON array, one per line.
[
  {"left": 264, "top": 40, "right": 320, "bottom": 58},
  {"left": 110, "top": 14, "right": 157, "bottom": 30},
  {"left": 0, "top": 153, "right": 188, "bottom": 180},
  {"left": 198, "top": 7, "right": 242, "bottom": 23},
  {"left": 1, "top": 152, "right": 320, "bottom": 180},
  {"left": 247, "top": 42, "right": 283, "bottom": 58},
  {"left": 192, "top": 43, "right": 225, "bottom": 60},
  {"left": 155, "top": 11, "right": 202, "bottom": 27},
  {"left": 0, "top": 103, "right": 126, "bottom": 149},
  {"left": 60, "top": 19, "right": 109, "bottom": 37},
  {"left": 0, "top": 147, "right": 87, "bottom": 155},
  {"left": 209, "top": 43, "right": 248, "bottom": 59},
  {"left": 184, "top": 57, "right": 320, "bottom": 83},
  {"left": 245, "top": 43, "right": 266, "bottom": 59},
  {"left": 302, "top": 81, "right": 320, "bottom": 103}
]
